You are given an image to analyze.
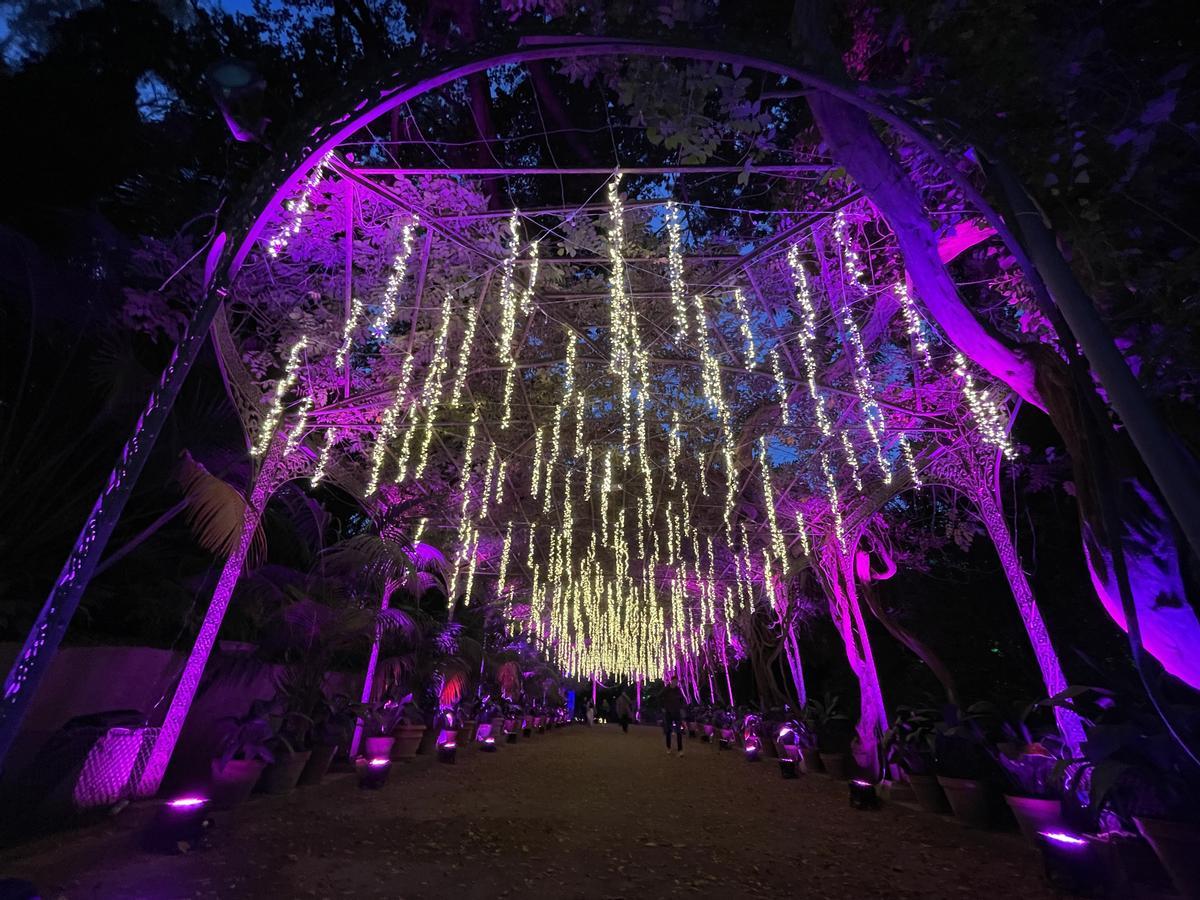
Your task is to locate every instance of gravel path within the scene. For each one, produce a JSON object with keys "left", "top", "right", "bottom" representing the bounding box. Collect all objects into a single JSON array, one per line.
[{"left": 0, "top": 724, "right": 1055, "bottom": 898}]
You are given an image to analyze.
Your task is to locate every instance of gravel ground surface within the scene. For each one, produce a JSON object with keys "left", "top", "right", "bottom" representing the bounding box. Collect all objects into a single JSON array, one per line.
[{"left": 0, "top": 723, "right": 1056, "bottom": 899}]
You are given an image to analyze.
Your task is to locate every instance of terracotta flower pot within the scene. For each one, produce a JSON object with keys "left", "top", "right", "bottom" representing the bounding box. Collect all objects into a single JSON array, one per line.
[
  {"left": 258, "top": 751, "right": 312, "bottom": 795},
  {"left": 819, "top": 752, "right": 847, "bottom": 779},
  {"left": 210, "top": 758, "right": 266, "bottom": 808},
  {"left": 364, "top": 736, "right": 395, "bottom": 759},
  {"left": 1005, "top": 795, "right": 1065, "bottom": 846},
  {"left": 391, "top": 724, "right": 426, "bottom": 759},
  {"left": 937, "top": 776, "right": 992, "bottom": 828},
  {"left": 459, "top": 722, "right": 478, "bottom": 747},
  {"left": 907, "top": 774, "right": 951, "bottom": 813},
  {"left": 298, "top": 744, "right": 338, "bottom": 786},
  {"left": 1135, "top": 816, "right": 1200, "bottom": 898}
]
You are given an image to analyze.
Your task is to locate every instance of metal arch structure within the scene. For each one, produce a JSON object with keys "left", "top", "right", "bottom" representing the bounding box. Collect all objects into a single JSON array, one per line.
[{"left": 1, "top": 33, "right": 1180, "bottom": 776}]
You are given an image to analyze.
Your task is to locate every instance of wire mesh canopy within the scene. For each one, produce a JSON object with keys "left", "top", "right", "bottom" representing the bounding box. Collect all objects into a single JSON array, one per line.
[{"left": 223, "top": 48, "right": 1015, "bottom": 684}]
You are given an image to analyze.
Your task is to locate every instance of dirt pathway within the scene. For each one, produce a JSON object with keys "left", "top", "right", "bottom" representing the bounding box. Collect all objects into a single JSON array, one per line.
[{"left": 0, "top": 724, "right": 1055, "bottom": 898}]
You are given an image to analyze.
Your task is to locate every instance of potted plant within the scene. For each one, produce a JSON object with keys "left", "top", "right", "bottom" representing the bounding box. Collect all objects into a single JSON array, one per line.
[
  {"left": 994, "top": 701, "right": 1070, "bottom": 845},
  {"left": 257, "top": 708, "right": 312, "bottom": 795},
  {"left": 883, "top": 705, "right": 948, "bottom": 813},
  {"left": 806, "top": 693, "right": 851, "bottom": 778},
  {"left": 211, "top": 701, "right": 275, "bottom": 808},
  {"left": 299, "top": 693, "right": 355, "bottom": 786},
  {"left": 933, "top": 702, "right": 1002, "bottom": 828},
  {"left": 361, "top": 700, "right": 404, "bottom": 758},
  {"left": 390, "top": 694, "right": 427, "bottom": 759},
  {"left": 1045, "top": 685, "right": 1200, "bottom": 897}
]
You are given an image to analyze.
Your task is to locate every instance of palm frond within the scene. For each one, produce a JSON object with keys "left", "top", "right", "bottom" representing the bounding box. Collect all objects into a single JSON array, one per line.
[{"left": 176, "top": 450, "right": 266, "bottom": 563}]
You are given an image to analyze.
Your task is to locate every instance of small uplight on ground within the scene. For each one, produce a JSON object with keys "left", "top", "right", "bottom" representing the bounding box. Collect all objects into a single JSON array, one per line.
[
  {"left": 356, "top": 756, "right": 392, "bottom": 790},
  {"left": 144, "top": 795, "right": 212, "bottom": 853},
  {"left": 1037, "top": 830, "right": 1105, "bottom": 895},
  {"left": 849, "top": 780, "right": 880, "bottom": 810}
]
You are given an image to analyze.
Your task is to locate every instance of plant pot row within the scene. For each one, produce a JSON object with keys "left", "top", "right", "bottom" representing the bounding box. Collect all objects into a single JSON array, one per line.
[{"left": 210, "top": 744, "right": 339, "bottom": 807}]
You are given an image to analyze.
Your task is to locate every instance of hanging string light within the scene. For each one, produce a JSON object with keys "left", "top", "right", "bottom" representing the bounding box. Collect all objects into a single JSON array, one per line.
[
  {"left": 252, "top": 335, "right": 309, "bottom": 458},
  {"left": 768, "top": 347, "right": 791, "bottom": 426},
  {"left": 732, "top": 287, "right": 757, "bottom": 363},
  {"left": 795, "top": 506, "right": 811, "bottom": 557},
  {"left": 364, "top": 352, "right": 414, "bottom": 497},
  {"left": 832, "top": 210, "right": 893, "bottom": 484},
  {"left": 664, "top": 200, "right": 691, "bottom": 342},
  {"left": 334, "top": 298, "right": 364, "bottom": 369},
  {"left": 310, "top": 427, "right": 337, "bottom": 487},
  {"left": 497, "top": 211, "right": 539, "bottom": 430},
  {"left": 369, "top": 220, "right": 419, "bottom": 338},
  {"left": 448, "top": 299, "right": 479, "bottom": 408},
  {"left": 397, "top": 294, "right": 454, "bottom": 483},
  {"left": 894, "top": 280, "right": 933, "bottom": 369},
  {"left": 898, "top": 431, "right": 924, "bottom": 488},
  {"left": 412, "top": 516, "right": 428, "bottom": 548},
  {"left": 267, "top": 150, "right": 335, "bottom": 258},
  {"left": 820, "top": 451, "right": 846, "bottom": 551},
  {"left": 757, "top": 436, "right": 788, "bottom": 566},
  {"left": 530, "top": 425, "right": 545, "bottom": 499},
  {"left": 496, "top": 520, "right": 514, "bottom": 599},
  {"left": 284, "top": 395, "right": 314, "bottom": 455},
  {"left": 954, "top": 353, "right": 1017, "bottom": 459}
]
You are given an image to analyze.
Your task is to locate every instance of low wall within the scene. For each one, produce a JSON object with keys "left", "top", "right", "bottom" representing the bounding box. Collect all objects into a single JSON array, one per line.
[{"left": 0, "top": 642, "right": 361, "bottom": 792}]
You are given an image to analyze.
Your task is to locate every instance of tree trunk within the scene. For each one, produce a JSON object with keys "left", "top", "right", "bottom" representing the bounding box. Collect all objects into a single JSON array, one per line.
[
  {"left": 858, "top": 580, "right": 960, "bottom": 707},
  {"left": 790, "top": 0, "right": 1200, "bottom": 691},
  {"left": 138, "top": 438, "right": 283, "bottom": 795}
]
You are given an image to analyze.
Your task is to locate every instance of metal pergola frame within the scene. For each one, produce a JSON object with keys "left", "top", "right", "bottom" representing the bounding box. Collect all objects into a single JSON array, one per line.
[{"left": 1, "top": 34, "right": 1181, "bottom": 780}]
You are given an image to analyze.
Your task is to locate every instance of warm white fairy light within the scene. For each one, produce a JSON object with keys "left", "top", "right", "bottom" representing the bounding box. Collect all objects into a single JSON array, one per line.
[
  {"left": 252, "top": 336, "right": 308, "bottom": 458},
  {"left": 448, "top": 299, "right": 479, "bottom": 408},
  {"left": 397, "top": 294, "right": 454, "bottom": 484},
  {"left": 462, "top": 527, "right": 480, "bottom": 607},
  {"left": 732, "top": 287, "right": 757, "bottom": 363},
  {"left": 310, "top": 427, "right": 337, "bottom": 487},
  {"left": 757, "top": 436, "right": 788, "bottom": 565},
  {"left": 761, "top": 550, "right": 778, "bottom": 614},
  {"left": 605, "top": 177, "right": 635, "bottom": 454},
  {"left": 267, "top": 150, "right": 334, "bottom": 258},
  {"left": 786, "top": 247, "right": 833, "bottom": 437},
  {"left": 832, "top": 211, "right": 893, "bottom": 484},
  {"left": 894, "top": 280, "right": 932, "bottom": 369},
  {"left": 838, "top": 429, "right": 864, "bottom": 492},
  {"left": 478, "top": 443, "right": 498, "bottom": 521},
  {"left": 334, "top": 298, "right": 364, "bottom": 369},
  {"left": 583, "top": 445, "right": 594, "bottom": 503},
  {"left": 284, "top": 395, "right": 314, "bottom": 455},
  {"left": 820, "top": 451, "right": 846, "bottom": 551},
  {"left": 364, "top": 352, "right": 415, "bottom": 496},
  {"left": 530, "top": 425, "right": 545, "bottom": 498},
  {"left": 697, "top": 449, "right": 709, "bottom": 497},
  {"left": 497, "top": 211, "right": 539, "bottom": 430},
  {"left": 494, "top": 458, "right": 507, "bottom": 506},
  {"left": 496, "top": 519, "right": 514, "bottom": 599},
  {"left": 369, "top": 220, "right": 419, "bottom": 338},
  {"left": 412, "top": 516, "right": 428, "bottom": 548},
  {"left": 954, "top": 352, "right": 1016, "bottom": 459},
  {"left": 664, "top": 200, "right": 691, "bottom": 342},
  {"left": 768, "top": 347, "right": 791, "bottom": 426},
  {"left": 898, "top": 431, "right": 924, "bottom": 487},
  {"left": 795, "top": 506, "right": 811, "bottom": 557}
]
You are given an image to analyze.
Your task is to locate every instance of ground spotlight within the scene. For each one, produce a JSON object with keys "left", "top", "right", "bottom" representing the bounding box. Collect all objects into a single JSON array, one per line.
[
  {"left": 144, "top": 796, "right": 212, "bottom": 853},
  {"left": 356, "top": 757, "right": 392, "bottom": 790},
  {"left": 849, "top": 780, "right": 880, "bottom": 810}
]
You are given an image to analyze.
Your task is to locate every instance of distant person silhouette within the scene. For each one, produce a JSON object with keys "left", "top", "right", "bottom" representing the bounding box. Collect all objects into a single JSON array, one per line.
[
  {"left": 659, "top": 680, "right": 685, "bottom": 755},
  {"left": 615, "top": 689, "right": 633, "bottom": 733}
]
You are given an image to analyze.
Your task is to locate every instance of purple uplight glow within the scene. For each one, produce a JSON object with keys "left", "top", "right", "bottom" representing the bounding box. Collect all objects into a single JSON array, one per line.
[
  {"left": 167, "top": 796, "right": 208, "bottom": 809},
  {"left": 1040, "top": 831, "right": 1087, "bottom": 847},
  {"left": 368, "top": 757, "right": 390, "bottom": 768},
  {"left": 851, "top": 779, "right": 873, "bottom": 787}
]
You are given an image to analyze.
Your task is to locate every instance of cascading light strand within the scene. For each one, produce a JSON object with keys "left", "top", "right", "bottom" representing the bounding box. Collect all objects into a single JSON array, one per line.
[
  {"left": 334, "top": 298, "right": 364, "bottom": 369},
  {"left": 496, "top": 519, "right": 514, "bottom": 599},
  {"left": 768, "top": 347, "right": 791, "bottom": 426},
  {"left": 448, "top": 298, "right": 479, "bottom": 408},
  {"left": 954, "top": 353, "right": 1016, "bottom": 459},
  {"left": 820, "top": 450, "right": 846, "bottom": 551},
  {"left": 310, "top": 427, "right": 337, "bottom": 487},
  {"left": 369, "top": 220, "right": 419, "bottom": 338},
  {"left": 267, "top": 150, "right": 334, "bottom": 258},
  {"left": 795, "top": 506, "right": 811, "bottom": 556},
  {"left": 664, "top": 200, "right": 691, "bottom": 342},
  {"left": 253, "top": 336, "right": 309, "bottom": 458},
  {"left": 365, "top": 351, "right": 415, "bottom": 496},
  {"left": 832, "top": 210, "right": 893, "bottom": 484},
  {"left": 757, "top": 436, "right": 788, "bottom": 565},
  {"left": 398, "top": 293, "right": 454, "bottom": 483},
  {"left": 898, "top": 431, "right": 924, "bottom": 488},
  {"left": 284, "top": 395, "right": 315, "bottom": 455},
  {"left": 895, "top": 279, "right": 933, "bottom": 369},
  {"left": 732, "top": 287, "right": 757, "bottom": 363}
]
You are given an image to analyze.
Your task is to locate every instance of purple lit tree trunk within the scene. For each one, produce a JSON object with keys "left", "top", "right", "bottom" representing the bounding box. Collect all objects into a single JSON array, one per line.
[
  {"left": 137, "top": 437, "right": 291, "bottom": 795},
  {"left": 791, "top": 0, "right": 1200, "bottom": 690},
  {"left": 783, "top": 625, "right": 807, "bottom": 708},
  {"left": 348, "top": 581, "right": 398, "bottom": 759},
  {"left": 927, "top": 440, "right": 1085, "bottom": 750},
  {"left": 818, "top": 537, "right": 888, "bottom": 774}
]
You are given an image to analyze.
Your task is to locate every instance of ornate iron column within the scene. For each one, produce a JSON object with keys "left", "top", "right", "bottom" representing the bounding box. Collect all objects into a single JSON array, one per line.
[{"left": 0, "top": 238, "right": 229, "bottom": 774}]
